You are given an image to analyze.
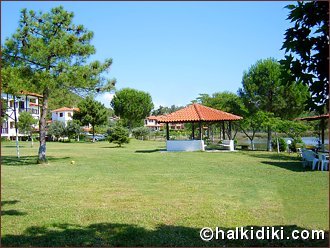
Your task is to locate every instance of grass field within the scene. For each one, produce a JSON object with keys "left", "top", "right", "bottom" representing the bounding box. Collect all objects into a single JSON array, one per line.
[{"left": 1, "top": 139, "right": 329, "bottom": 246}]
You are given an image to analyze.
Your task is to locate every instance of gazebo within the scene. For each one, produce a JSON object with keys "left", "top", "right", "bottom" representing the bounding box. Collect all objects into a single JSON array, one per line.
[{"left": 157, "top": 103, "right": 242, "bottom": 151}]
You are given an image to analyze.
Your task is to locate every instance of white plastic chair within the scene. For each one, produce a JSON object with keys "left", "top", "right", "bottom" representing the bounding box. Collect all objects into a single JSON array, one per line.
[
  {"left": 319, "top": 154, "right": 329, "bottom": 171},
  {"left": 301, "top": 149, "right": 319, "bottom": 170}
]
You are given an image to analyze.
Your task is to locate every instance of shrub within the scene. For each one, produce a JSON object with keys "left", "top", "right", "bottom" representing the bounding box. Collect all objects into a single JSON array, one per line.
[
  {"left": 272, "top": 137, "right": 287, "bottom": 152},
  {"left": 289, "top": 137, "right": 304, "bottom": 152},
  {"left": 108, "top": 125, "right": 130, "bottom": 147},
  {"left": 48, "top": 121, "right": 66, "bottom": 141},
  {"left": 66, "top": 121, "right": 81, "bottom": 140},
  {"left": 132, "top": 126, "right": 150, "bottom": 140}
]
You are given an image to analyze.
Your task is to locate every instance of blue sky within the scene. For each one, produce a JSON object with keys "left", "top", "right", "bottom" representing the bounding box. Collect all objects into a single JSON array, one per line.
[{"left": 1, "top": 1, "right": 293, "bottom": 108}]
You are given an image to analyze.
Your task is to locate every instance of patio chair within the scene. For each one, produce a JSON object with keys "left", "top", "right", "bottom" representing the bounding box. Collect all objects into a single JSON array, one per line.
[
  {"left": 301, "top": 149, "right": 319, "bottom": 170},
  {"left": 319, "top": 154, "right": 329, "bottom": 171},
  {"left": 296, "top": 148, "right": 302, "bottom": 158}
]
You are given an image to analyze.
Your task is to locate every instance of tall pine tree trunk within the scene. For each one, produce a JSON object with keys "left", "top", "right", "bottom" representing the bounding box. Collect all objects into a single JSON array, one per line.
[
  {"left": 38, "top": 89, "right": 49, "bottom": 163},
  {"left": 13, "top": 96, "right": 20, "bottom": 159},
  {"left": 267, "top": 125, "right": 272, "bottom": 152}
]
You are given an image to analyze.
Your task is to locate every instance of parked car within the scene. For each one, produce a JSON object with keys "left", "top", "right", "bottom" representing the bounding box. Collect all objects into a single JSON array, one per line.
[{"left": 84, "top": 133, "right": 106, "bottom": 141}]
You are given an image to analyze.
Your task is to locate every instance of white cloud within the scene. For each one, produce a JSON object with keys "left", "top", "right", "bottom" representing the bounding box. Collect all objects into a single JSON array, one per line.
[
  {"left": 96, "top": 92, "right": 115, "bottom": 108},
  {"left": 104, "top": 92, "right": 115, "bottom": 102}
]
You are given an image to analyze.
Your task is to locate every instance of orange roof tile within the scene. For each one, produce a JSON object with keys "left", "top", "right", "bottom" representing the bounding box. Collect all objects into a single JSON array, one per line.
[
  {"left": 146, "top": 116, "right": 159, "bottom": 120},
  {"left": 82, "top": 127, "right": 92, "bottom": 132},
  {"left": 157, "top": 103, "right": 242, "bottom": 123},
  {"left": 19, "top": 90, "right": 43, "bottom": 98},
  {"left": 51, "top": 107, "right": 79, "bottom": 113}
]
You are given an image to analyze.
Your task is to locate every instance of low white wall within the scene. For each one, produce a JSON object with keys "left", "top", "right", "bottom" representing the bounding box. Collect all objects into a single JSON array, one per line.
[
  {"left": 166, "top": 140, "right": 205, "bottom": 151},
  {"left": 219, "top": 140, "right": 235, "bottom": 151}
]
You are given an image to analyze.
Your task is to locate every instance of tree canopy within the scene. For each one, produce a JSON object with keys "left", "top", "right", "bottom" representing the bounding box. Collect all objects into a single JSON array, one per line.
[
  {"left": 151, "top": 105, "right": 183, "bottom": 116},
  {"left": 73, "top": 96, "right": 108, "bottom": 141},
  {"left": 108, "top": 125, "right": 130, "bottom": 147},
  {"left": 238, "top": 58, "right": 308, "bottom": 151},
  {"left": 195, "top": 91, "right": 246, "bottom": 116},
  {"left": 2, "top": 6, "right": 115, "bottom": 163},
  {"left": 18, "top": 111, "right": 38, "bottom": 146},
  {"left": 48, "top": 121, "right": 66, "bottom": 141},
  {"left": 111, "top": 88, "right": 154, "bottom": 130},
  {"left": 280, "top": 1, "right": 329, "bottom": 113},
  {"left": 66, "top": 120, "right": 81, "bottom": 141}
]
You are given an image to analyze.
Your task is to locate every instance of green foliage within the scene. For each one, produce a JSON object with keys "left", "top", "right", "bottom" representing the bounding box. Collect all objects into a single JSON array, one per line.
[
  {"left": 1, "top": 99, "right": 8, "bottom": 124},
  {"left": 238, "top": 111, "right": 273, "bottom": 150},
  {"left": 48, "top": 121, "right": 66, "bottom": 141},
  {"left": 274, "top": 120, "right": 309, "bottom": 140},
  {"left": 238, "top": 58, "right": 308, "bottom": 118},
  {"left": 1, "top": 66, "right": 29, "bottom": 95},
  {"left": 93, "top": 125, "right": 108, "bottom": 135},
  {"left": 151, "top": 105, "right": 183, "bottom": 116},
  {"left": 73, "top": 96, "right": 107, "bottom": 139},
  {"left": 108, "top": 125, "right": 130, "bottom": 147},
  {"left": 48, "top": 89, "right": 82, "bottom": 115},
  {"left": 238, "top": 58, "right": 308, "bottom": 151},
  {"left": 66, "top": 120, "right": 81, "bottom": 140},
  {"left": 2, "top": 6, "right": 115, "bottom": 162},
  {"left": 18, "top": 112, "right": 38, "bottom": 136},
  {"left": 272, "top": 137, "right": 287, "bottom": 152},
  {"left": 195, "top": 91, "right": 247, "bottom": 116},
  {"left": 132, "top": 127, "right": 150, "bottom": 140},
  {"left": 111, "top": 88, "right": 154, "bottom": 130},
  {"left": 281, "top": 1, "right": 329, "bottom": 113},
  {"left": 289, "top": 137, "right": 304, "bottom": 152}
]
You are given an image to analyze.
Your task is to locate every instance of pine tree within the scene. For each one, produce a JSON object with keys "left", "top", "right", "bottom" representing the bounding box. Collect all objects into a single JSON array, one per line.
[{"left": 2, "top": 6, "right": 115, "bottom": 163}]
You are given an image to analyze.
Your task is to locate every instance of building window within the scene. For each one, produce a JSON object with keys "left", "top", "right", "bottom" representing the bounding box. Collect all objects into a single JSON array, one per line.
[
  {"left": 68, "top": 112, "right": 72, "bottom": 117},
  {"left": 10, "top": 122, "right": 15, "bottom": 129},
  {"left": 60, "top": 113, "right": 63, "bottom": 117},
  {"left": 30, "top": 98, "right": 36, "bottom": 104},
  {"left": 19, "top": 101, "right": 25, "bottom": 109}
]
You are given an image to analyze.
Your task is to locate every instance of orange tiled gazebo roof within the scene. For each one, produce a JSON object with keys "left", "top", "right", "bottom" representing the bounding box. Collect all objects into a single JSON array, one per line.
[{"left": 157, "top": 103, "right": 242, "bottom": 123}]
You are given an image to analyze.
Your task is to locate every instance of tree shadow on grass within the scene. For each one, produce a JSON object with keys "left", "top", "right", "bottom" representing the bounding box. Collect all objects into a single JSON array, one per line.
[
  {"left": 1, "top": 145, "right": 27, "bottom": 148},
  {"left": 1, "top": 210, "right": 27, "bottom": 216},
  {"left": 245, "top": 152, "right": 299, "bottom": 161},
  {"left": 100, "top": 146, "right": 124, "bottom": 149},
  {"left": 245, "top": 152, "right": 310, "bottom": 172},
  {"left": 1, "top": 200, "right": 20, "bottom": 206},
  {"left": 135, "top": 148, "right": 166, "bottom": 153},
  {"left": 1, "top": 223, "right": 328, "bottom": 247},
  {"left": 260, "top": 161, "right": 310, "bottom": 172},
  {"left": 1, "top": 200, "right": 27, "bottom": 216},
  {"left": 1, "top": 156, "right": 71, "bottom": 166}
]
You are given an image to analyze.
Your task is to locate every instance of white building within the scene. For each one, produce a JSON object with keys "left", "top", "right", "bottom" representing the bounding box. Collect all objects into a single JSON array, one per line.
[
  {"left": 51, "top": 107, "right": 79, "bottom": 126},
  {"left": 144, "top": 116, "right": 163, "bottom": 131},
  {"left": 1, "top": 91, "right": 42, "bottom": 139},
  {"left": 144, "top": 116, "right": 185, "bottom": 131}
]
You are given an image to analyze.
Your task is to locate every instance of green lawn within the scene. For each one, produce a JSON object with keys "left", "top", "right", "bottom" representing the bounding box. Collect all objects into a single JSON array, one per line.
[{"left": 1, "top": 139, "right": 328, "bottom": 246}]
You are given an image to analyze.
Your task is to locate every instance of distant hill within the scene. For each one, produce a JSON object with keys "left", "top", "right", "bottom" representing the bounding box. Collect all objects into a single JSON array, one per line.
[{"left": 48, "top": 89, "right": 83, "bottom": 111}]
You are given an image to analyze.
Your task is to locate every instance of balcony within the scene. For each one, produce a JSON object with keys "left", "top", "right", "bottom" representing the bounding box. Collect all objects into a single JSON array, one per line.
[
  {"left": 1, "top": 128, "right": 8, "bottom": 134},
  {"left": 19, "top": 108, "right": 39, "bottom": 115}
]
